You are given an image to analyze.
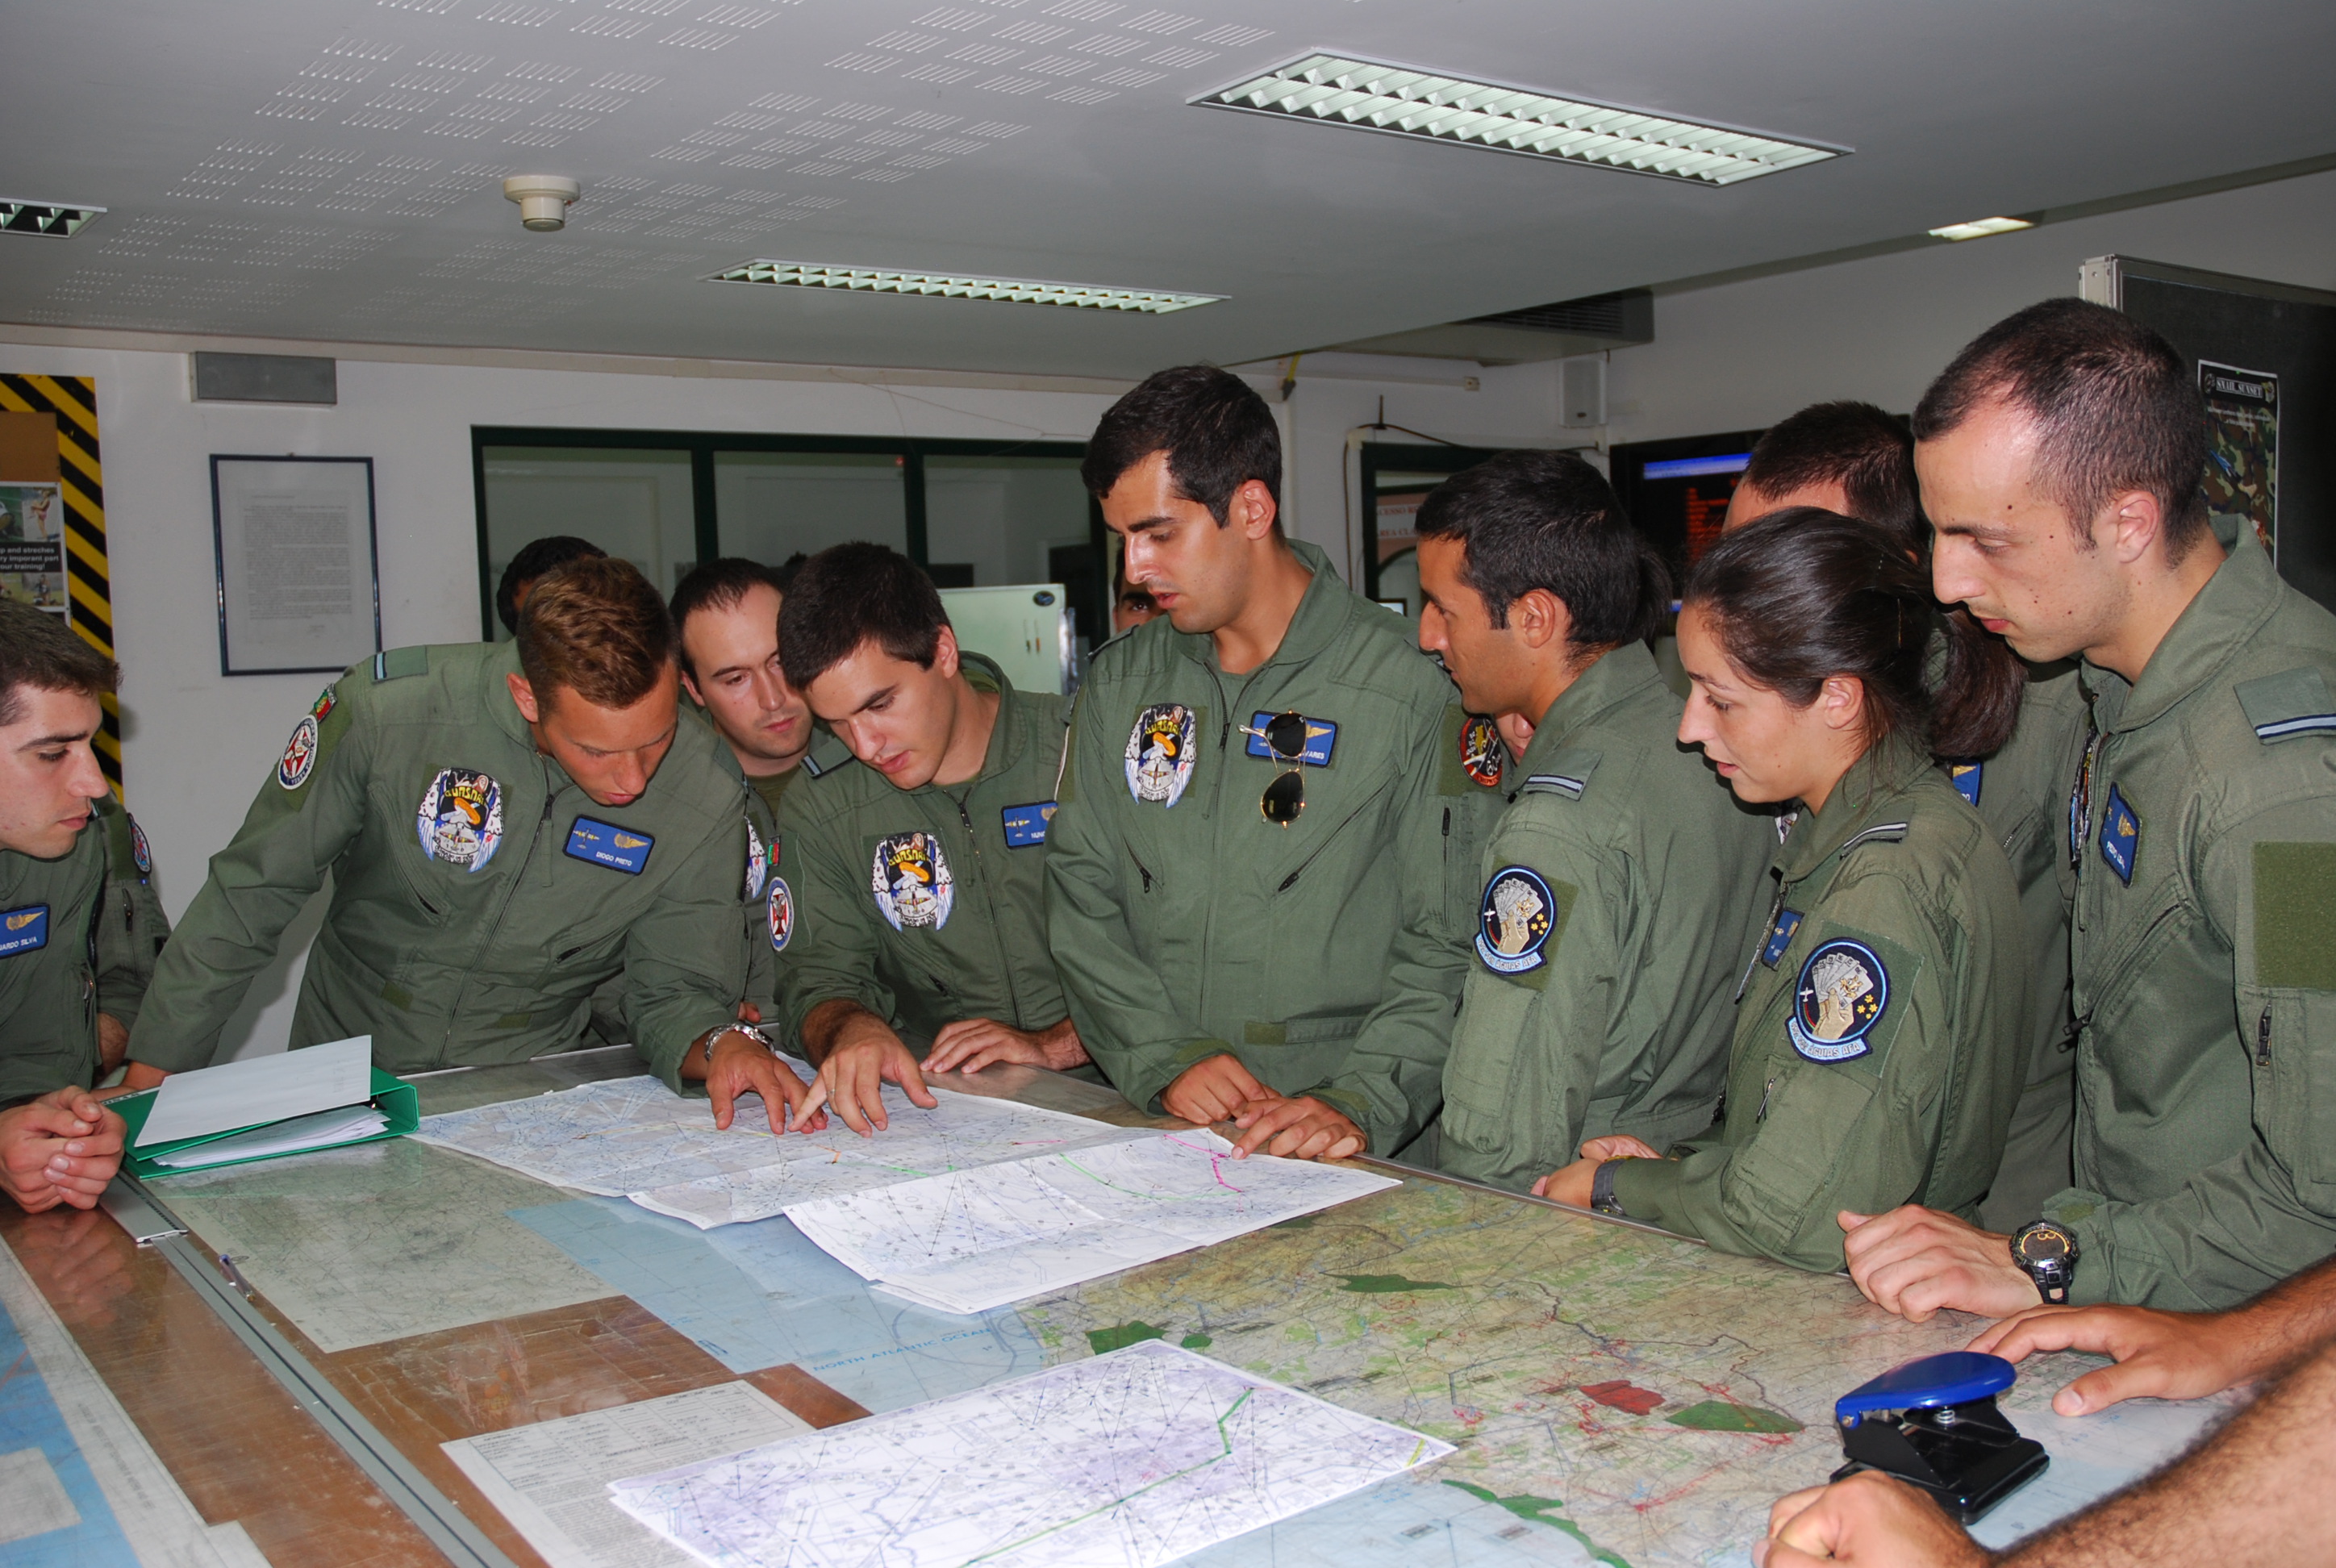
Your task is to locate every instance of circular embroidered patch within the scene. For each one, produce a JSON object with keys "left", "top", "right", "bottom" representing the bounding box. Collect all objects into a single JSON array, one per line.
[
  {"left": 768, "top": 877, "right": 794, "bottom": 952},
  {"left": 1458, "top": 713, "right": 1507, "bottom": 788},
  {"left": 415, "top": 768, "right": 506, "bottom": 873},
  {"left": 277, "top": 715, "right": 320, "bottom": 790},
  {"left": 129, "top": 816, "right": 152, "bottom": 877},
  {"left": 1789, "top": 938, "right": 1890, "bottom": 1061},
  {"left": 1124, "top": 702, "right": 1198, "bottom": 807},
  {"left": 871, "top": 831, "right": 953, "bottom": 931},
  {"left": 1475, "top": 865, "right": 1556, "bottom": 975}
]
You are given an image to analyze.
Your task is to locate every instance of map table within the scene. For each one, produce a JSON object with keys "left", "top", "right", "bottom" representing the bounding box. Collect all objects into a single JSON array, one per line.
[{"left": 1, "top": 1045, "right": 2225, "bottom": 1568}]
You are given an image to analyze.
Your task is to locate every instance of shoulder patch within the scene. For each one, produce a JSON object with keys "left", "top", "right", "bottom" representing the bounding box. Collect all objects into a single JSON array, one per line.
[
  {"left": 799, "top": 732, "right": 855, "bottom": 778},
  {"left": 1789, "top": 938, "right": 1891, "bottom": 1062},
  {"left": 129, "top": 815, "right": 152, "bottom": 878},
  {"left": 1438, "top": 706, "right": 1508, "bottom": 794},
  {"left": 1518, "top": 749, "right": 1603, "bottom": 802},
  {"left": 767, "top": 876, "right": 794, "bottom": 952},
  {"left": 2236, "top": 666, "right": 2336, "bottom": 744},
  {"left": 369, "top": 646, "right": 429, "bottom": 684},
  {"left": 277, "top": 715, "right": 321, "bottom": 790},
  {"left": 1475, "top": 865, "right": 1575, "bottom": 984}
]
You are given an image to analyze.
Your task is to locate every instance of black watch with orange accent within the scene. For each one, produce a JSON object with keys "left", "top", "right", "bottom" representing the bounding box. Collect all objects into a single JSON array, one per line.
[{"left": 2009, "top": 1220, "right": 2079, "bottom": 1304}]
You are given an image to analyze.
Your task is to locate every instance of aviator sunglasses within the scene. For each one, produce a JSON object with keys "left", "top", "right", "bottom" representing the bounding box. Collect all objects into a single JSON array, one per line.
[{"left": 1244, "top": 710, "right": 1311, "bottom": 826}]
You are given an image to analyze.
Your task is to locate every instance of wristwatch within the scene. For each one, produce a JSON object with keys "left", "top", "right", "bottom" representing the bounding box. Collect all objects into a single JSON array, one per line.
[
  {"left": 701, "top": 1022, "right": 775, "bottom": 1054},
  {"left": 1589, "top": 1160, "right": 1627, "bottom": 1217},
  {"left": 2009, "top": 1219, "right": 2080, "bottom": 1304}
]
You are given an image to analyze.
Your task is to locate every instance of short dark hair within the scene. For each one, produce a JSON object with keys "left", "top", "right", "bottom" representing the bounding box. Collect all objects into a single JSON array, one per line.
[
  {"left": 1913, "top": 298, "right": 2210, "bottom": 558},
  {"left": 497, "top": 535, "right": 607, "bottom": 634},
  {"left": 778, "top": 542, "right": 950, "bottom": 689},
  {"left": 1081, "top": 365, "right": 1280, "bottom": 527},
  {"left": 1741, "top": 402, "right": 1921, "bottom": 554},
  {"left": 1684, "top": 508, "right": 2023, "bottom": 760},
  {"left": 1415, "top": 450, "right": 1670, "bottom": 647},
  {"left": 773, "top": 552, "right": 808, "bottom": 592},
  {"left": 0, "top": 602, "right": 116, "bottom": 728},
  {"left": 670, "top": 558, "right": 784, "bottom": 677},
  {"left": 516, "top": 555, "right": 675, "bottom": 711}
]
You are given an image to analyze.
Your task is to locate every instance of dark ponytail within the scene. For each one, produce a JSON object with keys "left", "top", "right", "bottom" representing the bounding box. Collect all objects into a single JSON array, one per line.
[{"left": 1682, "top": 509, "right": 2023, "bottom": 761}]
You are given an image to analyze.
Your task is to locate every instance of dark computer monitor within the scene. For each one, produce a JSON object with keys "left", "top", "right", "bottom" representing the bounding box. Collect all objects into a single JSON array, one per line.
[{"left": 1608, "top": 429, "right": 1767, "bottom": 592}]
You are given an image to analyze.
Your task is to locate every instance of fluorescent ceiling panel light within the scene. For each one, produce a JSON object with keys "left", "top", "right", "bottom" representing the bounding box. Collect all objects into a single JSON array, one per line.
[
  {"left": 1927, "top": 215, "right": 2037, "bottom": 241},
  {"left": 0, "top": 199, "right": 104, "bottom": 237},
  {"left": 1194, "top": 53, "right": 1844, "bottom": 186},
  {"left": 711, "top": 260, "right": 1222, "bottom": 314}
]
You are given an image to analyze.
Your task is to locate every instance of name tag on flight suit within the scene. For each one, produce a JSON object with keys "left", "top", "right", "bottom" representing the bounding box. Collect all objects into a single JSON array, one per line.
[
  {"left": 1948, "top": 762, "right": 1983, "bottom": 807},
  {"left": 1002, "top": 802, "right": 1055, "bottom": 848},
  {"left": 2099, "top": 785, "right": 2139, "bottom": 885},
  {"left": 1244, "top": 713, "right": 1337, "bottom": 765},
  {"left": 1762, "top": 909, "right": 1804, "bottom": 967},
  {"left": 565, "top": 818, "right": 654, "bottom": 874},
  {"left": 0, "top": 905, "right": 49, "bottom": 957}
]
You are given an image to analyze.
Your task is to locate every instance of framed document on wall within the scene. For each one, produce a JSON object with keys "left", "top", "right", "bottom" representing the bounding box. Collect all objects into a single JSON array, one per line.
[{"left": 211, "top": 455, "right": 381, "bottom": 676}]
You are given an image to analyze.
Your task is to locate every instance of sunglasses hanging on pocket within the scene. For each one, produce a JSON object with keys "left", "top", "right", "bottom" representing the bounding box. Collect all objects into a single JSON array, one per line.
[{"left": 1242, "top": 711, "right": 1336, "bottom": 827}]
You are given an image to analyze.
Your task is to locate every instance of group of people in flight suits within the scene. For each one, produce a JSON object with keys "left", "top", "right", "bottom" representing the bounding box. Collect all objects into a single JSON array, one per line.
[{"left": 6, "top": 295, "right": 2336, "bottom": 1565}]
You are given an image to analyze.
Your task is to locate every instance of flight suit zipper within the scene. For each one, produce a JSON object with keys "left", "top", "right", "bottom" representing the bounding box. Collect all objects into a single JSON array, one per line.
[
  {"left": 2258, "top": 1006, "right": 2273, "bottom": 1066},
  {"left": 951, "top": 790, "right": 1024, "bottom": 1026}
]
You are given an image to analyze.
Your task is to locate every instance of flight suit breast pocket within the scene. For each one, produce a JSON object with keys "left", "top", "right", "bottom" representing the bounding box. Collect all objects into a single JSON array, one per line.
[{"left": 1725, "top": 1056, "right": 1883, "bottom": 1241}]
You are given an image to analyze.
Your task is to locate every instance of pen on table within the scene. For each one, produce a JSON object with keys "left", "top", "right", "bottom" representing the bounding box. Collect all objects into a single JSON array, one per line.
[{"left": 218, "top": 1254, "right": 252, "bottom": 1297}]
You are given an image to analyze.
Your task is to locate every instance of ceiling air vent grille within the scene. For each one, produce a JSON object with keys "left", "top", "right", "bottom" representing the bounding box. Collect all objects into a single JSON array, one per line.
[
  {"left": 0, "top": 200, "right": 104, "bottom": 237},
  {"left": 1470, "top": 289, "right": 1653, "bottom": 340}
]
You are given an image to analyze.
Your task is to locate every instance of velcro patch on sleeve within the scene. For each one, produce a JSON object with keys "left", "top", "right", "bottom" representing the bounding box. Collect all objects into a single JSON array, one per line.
[
  {"left": 2237, "top": 667, "right": 2336, "bottom": 744},
  {"left": 2255, "top": 841, "right": 2336, "bottom": 990}
]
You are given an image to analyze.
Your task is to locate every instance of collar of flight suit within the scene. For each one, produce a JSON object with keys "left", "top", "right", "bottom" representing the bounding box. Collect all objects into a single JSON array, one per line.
[
  {"left": 1167, "top": 538, "right": 1356, "bottom": 678},
  {"left": 1775, "top": 732, "right": 1929, "bottom": 885},
  {"left": 945, "top": 651, "right": 1030, "bottom": 792},
  {"left": 2081, "top": 536, "right": 2271, "bottom": 736},
  {"left": 1517, "top": 639, "right": 1664, "bottom": 772}
]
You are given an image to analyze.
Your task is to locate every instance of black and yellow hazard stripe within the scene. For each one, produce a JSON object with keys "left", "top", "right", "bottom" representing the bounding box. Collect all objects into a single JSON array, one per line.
[{"left": 0, "top": 374, "right": 119, "bottom": 796}]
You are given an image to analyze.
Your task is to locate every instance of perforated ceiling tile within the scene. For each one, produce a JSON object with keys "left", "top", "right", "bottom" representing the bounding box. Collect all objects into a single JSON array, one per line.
[
  {"left": 1023, "top": 55, "right": 1095, "bottom": 77},
  {"left": 894, "top": 109, "right": 962, "bottom": 129},
  {"left": 867, "top": 30, "right": 945, "bottom": 52},
  {"left": 911, "top": 6, "right": 991, "bottom": 30},
  {"left": 699, "top": 5, "right": 779, "bottom": 29},
  {"left": 995, "top": 20, "right": 1073, "bottom": 43},
  {"left": 901, "top": 64, "right": 977, "bottom": 83},
  {"left": 660, "top": 27, "right": 739, "bottom": 50},
  {"left": 1141, "top": 44, "right": 1213, "bottom": 68},
  {"left": 417, "top": 48, "right": 495, "bottom": 69},
  {"left": 953, "top": 44, "right": 1022, "bottom": 65},
  {"left": 478, "top": 4, "right": 564, "bottom": 27},
  {"left": 1070, "top": 33, "right": 1142, "bottom": 56},
  {"left": 507, "top": 60, "right": 580, "bottom": 81},
  {"left": 573, "top": 16, "right": 653, "bottom": 37},
  {"left": 1041, "top": 0, "right": 1120, "bottom": 19},
  {"left": 1189, "top": 22, "right": 1267, "bottom": 46},
  {"left": 827, "top": 53, "right": 897, "bottom": 73}
]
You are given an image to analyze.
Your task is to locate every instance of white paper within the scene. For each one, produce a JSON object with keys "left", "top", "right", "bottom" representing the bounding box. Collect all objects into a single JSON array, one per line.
[
  {"left": 444, "top": 1382, "right": 810, "bottom": 1568},
  {"left": 608, "top": 1341, "right": 1452, "bottom": 1568},
  {"left": 136, "top": 1035, "right": 373, "bottom": 1149},
  {"left": 411, "top": 1074, "right": 1131, "bottom": 1228},
  {"left": 147, "top": 1104, "right": 387, "bottom": 1169},
  {"left": 213, "top": 457, "right": 378, "bottom": 674},
  {"left": 785, "top": 1130, "right": 1400, "bottom": 1316}
]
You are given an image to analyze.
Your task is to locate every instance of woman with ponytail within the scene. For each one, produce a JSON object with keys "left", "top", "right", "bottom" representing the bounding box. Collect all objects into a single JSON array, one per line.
[{"left": 1537, "top": 509, "right": 2030, "bottom": 1274}]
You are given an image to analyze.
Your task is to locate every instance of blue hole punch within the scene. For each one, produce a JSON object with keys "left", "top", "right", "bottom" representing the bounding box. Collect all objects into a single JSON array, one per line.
[{"left": 1833, "top": 1352, "right": 2048, "bottom": 1522}]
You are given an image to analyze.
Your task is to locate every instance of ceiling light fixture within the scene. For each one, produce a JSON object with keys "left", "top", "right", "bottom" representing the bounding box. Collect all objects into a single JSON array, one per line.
[
  {"left": 1927, "top": 215, "right": 2037, "bottom": 242},
  {"left": 710, "top": 260, "right": 1223, "bottom": 314},
  {"left": 0, "top": 199, "right": 104, "bottom": 237},
  {"left": 1194, "top": 52, "right": 1844, "bottom": 186}
]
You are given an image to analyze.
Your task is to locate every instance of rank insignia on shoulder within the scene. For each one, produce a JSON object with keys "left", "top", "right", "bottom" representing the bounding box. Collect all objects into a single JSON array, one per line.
[
  {"left": 1762, "top": 908, "right": 1804, "bottom": 968},
  {"left": 130, "top": 816, "right": 152, "bottom": 878},
  {"left": 1476, "top": 865, "right": 1556, "bottom": 975},
  {"left": 1126, "top": 703, "right": 1198, "bottom": 807},
  {"left": 277, "top": 715, "right": 320, "bottom": 790},
  {"left": 1948, "top": 761, "right": 1983, "bottom": 807},
  {"left": 768, "top": 877, "right": 794, "bottom": 952},
  {"left": 0, "top": 905, "right": 49, "bottom": 957},
  {"left": 745, "top": 819, "right": 770, "bottom": 901},
  {"left": 2236, "top": 666, "right": 2336, "bottom": 744},
  {"left": 565, "top": 817, "right": 653, "bottom": 875},
  {"left": 1243, "top": 711, "right": 1337, "bottom": 766},
  {"left": 872, "top": 831, "right": 952, "bottom": 930},
  {"left": 1002, "top": 801, "right": 1054, "bottom": 848},
  {"left": 1790, "top": 938, "right": 1889, "bottom": 1062},
  {"left": 1457, "top": 713, "right": 1507, "bottom": 789},
  {"left": 2099, "top": 784, "right": 2139, "bottom": 885},
  {"left": 419, "top": 769, "right": 506, "bottom": 871}
]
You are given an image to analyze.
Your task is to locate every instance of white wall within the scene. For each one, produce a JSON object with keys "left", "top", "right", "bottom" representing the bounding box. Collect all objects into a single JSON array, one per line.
[{"left": 1604, "top": 169, "right": 2336, "bottom": 444}]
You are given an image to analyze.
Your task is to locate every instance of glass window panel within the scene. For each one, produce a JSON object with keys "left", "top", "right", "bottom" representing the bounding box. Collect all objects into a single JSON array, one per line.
[
  {"left": 480, "top": 447, "right": 696, "bottom": 640},
  {"left": 713, "top": 452, "right": 907, "bottom": 568},
  {"left": 923, "top": 455, "right": 1100, "bottom": 639}
]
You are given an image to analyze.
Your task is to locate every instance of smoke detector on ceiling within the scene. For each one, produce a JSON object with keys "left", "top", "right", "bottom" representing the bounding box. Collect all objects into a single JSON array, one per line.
[{"left": 503, "top": 175, "right": 578, "bottom": 232}]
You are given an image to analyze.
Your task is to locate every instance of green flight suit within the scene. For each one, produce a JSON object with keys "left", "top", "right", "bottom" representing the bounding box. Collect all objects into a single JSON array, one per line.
[
  {"left": 0, "top": 796, "right": 171, "bottom": 1107},
  {"left": 1954, "top": 665, "right": 2090, "bottom": 1231},
  {"left": 128, "top": 643, "right": 750, "bottom": 1089},
  {"left": 1045, "top": 540, "right": 1500, "bottom": 1154},
  {"left": 773, "top": 657, "right": 1073, "bottom": 1059},
  {"left": 1436, "top": 642, "right": 1775, "bottom": 1193},
  {"left": 2043, "top": 535, "right": 2336, "bottom": 1307},
  {"left": 1608, "top": 736, "right": 2029, "bottom": 1272}
]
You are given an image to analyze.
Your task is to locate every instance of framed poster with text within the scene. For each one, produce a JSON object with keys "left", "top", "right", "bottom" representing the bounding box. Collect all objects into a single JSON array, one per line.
[{"left": 211, "top": 455, "right": 382, "bottom": 676}]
